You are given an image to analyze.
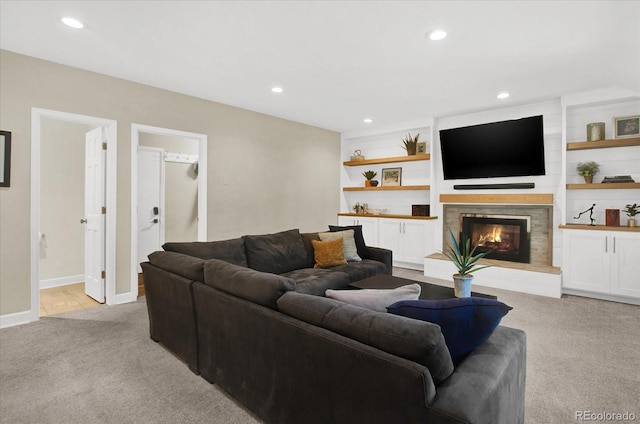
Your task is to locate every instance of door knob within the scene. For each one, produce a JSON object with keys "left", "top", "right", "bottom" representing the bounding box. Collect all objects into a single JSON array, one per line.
[{"left": 80, "top": 219, "right": 87, "bottom": 224}]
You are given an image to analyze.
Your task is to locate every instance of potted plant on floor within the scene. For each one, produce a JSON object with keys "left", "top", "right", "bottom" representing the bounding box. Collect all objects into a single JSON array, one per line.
[
  {"left": 402, "top": 133, "right": 419, "bottom": 156},
  {"left": 623, "top": 203, "right": 639, "bottom": 227},
  {"left": 362, "top": 170, "right": 378, "bottom": 187},
  {"left": 443, "top": 229, "right": 491, "bottom": 297},
  {"left": 576, "top": 161, "right": 600, "bottom": 184}
]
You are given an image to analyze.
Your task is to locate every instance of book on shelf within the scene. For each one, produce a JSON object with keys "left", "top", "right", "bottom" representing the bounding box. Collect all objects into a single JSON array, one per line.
[{"left": 601, "top": 175, "right": 635, "bottom": 183}]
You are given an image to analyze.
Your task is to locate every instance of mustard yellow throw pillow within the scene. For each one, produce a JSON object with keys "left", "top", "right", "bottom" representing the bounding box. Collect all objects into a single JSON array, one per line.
[{"left": 312, "top": 238, "right": 347, "bottom": 268}]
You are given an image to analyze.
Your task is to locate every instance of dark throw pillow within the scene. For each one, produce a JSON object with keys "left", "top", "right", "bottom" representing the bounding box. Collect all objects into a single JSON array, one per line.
[
  {"left": 242, "top": 229, "right": 308, "bottom": 274},
  {"left": 329, "top": 225, "right": 368, "bottom": 259},
  {"left": 387, "top": 297, "right": 513, "bottom": 364}
]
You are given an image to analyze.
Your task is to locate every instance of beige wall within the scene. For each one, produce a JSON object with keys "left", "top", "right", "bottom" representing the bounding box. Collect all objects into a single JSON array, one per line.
[
  {"left": 39, "top": 119, "right": 94, "bottom": 281},
  {"left": 0, "top": 49, "right": 340, "bottom": 316},
  {"left": 139, "top": 133, "right": 199, "bottom": 243}
]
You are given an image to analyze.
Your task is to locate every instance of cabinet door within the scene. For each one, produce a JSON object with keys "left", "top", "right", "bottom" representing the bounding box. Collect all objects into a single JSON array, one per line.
[
  {"left": 562, "top": 231, "right": 610, "bottom": 293},
  {"left": 610, "top": 232, "right": 640, "bottom": 297},
  {"left": 401, "top": 220, "right": 427, "bottom": 264},
  {"left": 378, "top": 219, "right": 402, "bottom": 259},
  {"left": 355, "top": 217, "right": 379, "bottom": 247}
]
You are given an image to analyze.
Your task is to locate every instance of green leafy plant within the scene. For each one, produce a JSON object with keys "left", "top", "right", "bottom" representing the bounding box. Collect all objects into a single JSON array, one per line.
[
  {"left": 401, "top": 133, "right": 419, "bottom": 152},
  {"left": 623, "top": 203, "right": 640, "bottom": 217},
  {"left": 443, "top": 229, "right": 491, "bottom": 277},
  {"left": 361, "top": 170, "right": 377, "bottom": 180},
  {"left": 576, "top": 161, "right": 600, "bottom": 176}
]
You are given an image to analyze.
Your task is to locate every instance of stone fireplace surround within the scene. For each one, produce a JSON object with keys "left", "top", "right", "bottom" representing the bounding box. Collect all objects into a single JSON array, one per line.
[
  {"left": 443, "top": 204, "right": 552, "bottom": 267},
  {"left": 424, "top": 194, "right": 562, "bottom": 298}
]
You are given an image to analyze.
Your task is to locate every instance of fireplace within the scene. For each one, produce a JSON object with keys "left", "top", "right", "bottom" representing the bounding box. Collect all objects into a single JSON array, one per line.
[{"left": 461, "top": 214, "right": 531, "bottom": 264}]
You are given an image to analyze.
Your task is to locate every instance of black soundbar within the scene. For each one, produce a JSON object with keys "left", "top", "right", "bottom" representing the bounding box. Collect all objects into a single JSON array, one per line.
[{"left": 453, "top": 183, "right": 535, "bottom": 190}]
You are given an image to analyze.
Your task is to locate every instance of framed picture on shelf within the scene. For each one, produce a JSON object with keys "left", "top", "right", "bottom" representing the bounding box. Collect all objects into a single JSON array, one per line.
[
  {"left": 613, "top": 115, "right": 639, "bottom": 139},
  {"left": 605, "top": 209, "right": 620, "bottom": 227},
  {"left": 381, "top": 167, "right": 402, "bottom": 186},
  {"left": 416, "top": 142, "right": 427, "bottom": 155}
]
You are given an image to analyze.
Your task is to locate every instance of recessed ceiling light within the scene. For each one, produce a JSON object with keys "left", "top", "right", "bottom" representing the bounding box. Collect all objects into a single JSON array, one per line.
[
  {"left": 427, "top": 30, "right": 447, "bottom": 41},
  {"left": 363, "top": 118, "right": 373, "bottom": 124},
  {"left": 61, "top": 17, "right": 84, "bottom": 29},
  {"left": 271, "top": 86, "right": 283, "bottom": 93},
  {"left": 497, "top": 92, "right": 510, "bottom": 99}
]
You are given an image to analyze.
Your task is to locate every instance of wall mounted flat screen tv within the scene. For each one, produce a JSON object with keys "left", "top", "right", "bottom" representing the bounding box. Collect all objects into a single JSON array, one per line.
[{"left": 440, "top": 115, "right": 545, "bottom": 180}]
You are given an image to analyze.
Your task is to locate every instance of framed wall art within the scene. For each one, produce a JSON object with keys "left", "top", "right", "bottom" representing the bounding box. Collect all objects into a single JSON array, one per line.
[
  {"left": 381, "top": 167, "right": 402, "bottom": 186},
  {"left": 0, "top": 131, "right": 11, "bottom": 188},
  {"left": 613, "top": 115, "right": 639, "bottom": 139},
  {"left": 416, "top": 142, "right": 427, "bottom": 155},
  {"left": 605, "top": 209, "right": 620, "bottom": 227}
]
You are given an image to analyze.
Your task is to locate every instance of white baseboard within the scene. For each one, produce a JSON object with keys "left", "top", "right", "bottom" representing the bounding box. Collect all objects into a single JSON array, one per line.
[
  {"left": 39, "top": 275, "right": 84, "bottom": 289},
  {"left": 0, "top": 310, "right": 33, "bottom": 329},
  {"left": 112, "top": 292, "right": 136, "bottom": 305}
]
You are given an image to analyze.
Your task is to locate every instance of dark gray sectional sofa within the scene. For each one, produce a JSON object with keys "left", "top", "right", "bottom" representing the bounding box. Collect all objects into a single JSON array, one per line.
[{"left": 141, "top": 228, "right": 526, "bottom": 424}]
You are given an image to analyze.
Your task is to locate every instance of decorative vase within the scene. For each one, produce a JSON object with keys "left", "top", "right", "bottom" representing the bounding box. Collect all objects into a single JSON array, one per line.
[
  {"left": 584, "top": 175, "right": 593, "bottom": 184},
  {"left": 407, "top": 147, "right": 417, "bottom": 156},
  {"left": 365, "top": 180, "right": 372, "bottom": 187},
  {"left": 370, "top": 180, "right": 379, "bottom": 187},
  {"left": 630, "top": 218, "right": 637, "bottom": 228},
  {"left": 453, "top": 275, "right": 473, "bottom": 298}
]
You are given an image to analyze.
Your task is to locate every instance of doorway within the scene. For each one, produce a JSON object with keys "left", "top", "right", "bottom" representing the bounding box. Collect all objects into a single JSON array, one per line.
[
  {"left": 130, "top": 124, "right": 207, "bottom": 297},
  {"left": 30, "top": 108, "right": 117, "bottom": 322}
]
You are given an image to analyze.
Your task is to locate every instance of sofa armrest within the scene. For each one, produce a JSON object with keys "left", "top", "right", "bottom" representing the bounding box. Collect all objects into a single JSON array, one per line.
[
  {"left": 430, "top": 326, "right": 526, "bottom": 424},
  {"left": 367, "top": 246, "right": 392, "bottom": 274}
]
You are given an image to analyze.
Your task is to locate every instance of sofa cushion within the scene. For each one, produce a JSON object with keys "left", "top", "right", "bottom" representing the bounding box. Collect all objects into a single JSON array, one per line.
[
  {"left": 203, "top": 258, "right": 296, "bottom": 310},
  {"left": 328, "top": 260, "right": 388, "bottom": 282},
  {"left": 147, "top": 251, "right": 205, "bottom": 282},
  {"left": 300, "top": 232, "right": 321, "bottom": 268},
  {"left": 242, "top": 229, "right": 308, "bottom": 274},
  {"left": 387, "top": 297, "right": 513, "bottom": 364},
  {"left": 318, "top": 229, "right": 362, "bottom": 262},
  {"left": 329, "top": 225, "right": 369, "bottom": 259},
  {"left": 277, "top": 291, "right": 454, "bottom": 384},
  {"left": 281, "top": 268, "right": 351, "bottom": 296},
  {"left": 312, "top": 238, "right": 348, "bottom": 268},
  {"left": 325, "top": 284, "right": 421, "bottom": 312},
  {"left": 162, "top": 238, "right": 248, "bottom": 267}
]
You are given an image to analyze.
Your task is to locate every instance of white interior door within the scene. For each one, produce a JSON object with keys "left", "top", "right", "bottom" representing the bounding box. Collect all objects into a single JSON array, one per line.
[
  {"left": 137, "top": 146, "right": 165, "bottom": 272},
  {"left": 84, "top": 127, "right": 106, "bottom": 302}
]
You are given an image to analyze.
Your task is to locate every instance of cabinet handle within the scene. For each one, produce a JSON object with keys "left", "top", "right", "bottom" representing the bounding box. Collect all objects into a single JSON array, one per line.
[
  {"left": 403, "top": 223, "right": 406, "bottom": 233},
  {"left": 613, "top": 237, "right": 616, "bottom": 254},
  {"left": 399, "top": 223, "right": 402, "bottom": 233},
  {"left": 605, "top": 237, "right": 607, "bottom": 253}
]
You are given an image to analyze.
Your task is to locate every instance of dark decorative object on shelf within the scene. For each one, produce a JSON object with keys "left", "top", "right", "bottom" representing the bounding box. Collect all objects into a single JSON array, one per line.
[
  {"left": 574, "top": 203, "right": 596, "bottom": 226},
  {"left": 602, "top": 175, "right": 635, "bottom": 183},
  {"left": 605, "top": 209, "right": 620, "bottom": 227}
]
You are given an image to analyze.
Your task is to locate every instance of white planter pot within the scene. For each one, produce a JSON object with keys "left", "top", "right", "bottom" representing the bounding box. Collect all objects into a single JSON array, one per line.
[{"left": 453, "top": 275, "right": 474, "bottom": 298}]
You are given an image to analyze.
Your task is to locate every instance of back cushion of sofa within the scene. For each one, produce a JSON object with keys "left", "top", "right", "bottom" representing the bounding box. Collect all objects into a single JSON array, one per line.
[
  {"left": 162, "top": 238, "right": 248, "bottom": 267},
  {"left": 147, "top": 251, "right": 205, "bottom": 282},
  {"left": 242, "top": 229, "right": 309, "bottom": 274},
  {"left": 277, "top": 291, "right": 454, "bottom": 384},
  {"left": 204, "top": 258, "right": 296, "bottom": 310}
]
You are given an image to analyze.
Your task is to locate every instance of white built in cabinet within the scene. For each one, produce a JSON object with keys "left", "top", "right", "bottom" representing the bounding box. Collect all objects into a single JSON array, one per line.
[
  {"left": 562, "top": 229, "right": 640, "bottom": 303},
  {"left": 337, "top": 216, "right": 379, "bottom": 247},
  {"left": 338, "top": 215, "right": 435, "bottom": 270}
]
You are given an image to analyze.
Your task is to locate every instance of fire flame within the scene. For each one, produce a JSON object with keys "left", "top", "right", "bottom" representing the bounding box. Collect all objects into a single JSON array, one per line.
[{"left": 478, "top": 226, "right": 502, "bottom": 245}]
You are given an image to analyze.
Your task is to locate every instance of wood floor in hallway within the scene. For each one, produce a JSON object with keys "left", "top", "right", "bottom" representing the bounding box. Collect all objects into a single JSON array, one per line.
[{"left": 39, "top": 283, "right": 101, "bottom": 317}]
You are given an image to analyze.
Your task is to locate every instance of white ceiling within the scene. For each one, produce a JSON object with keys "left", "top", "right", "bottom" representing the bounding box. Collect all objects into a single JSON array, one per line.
[{"left": 1, "top": 1, "right": 639, "bottom": 133}]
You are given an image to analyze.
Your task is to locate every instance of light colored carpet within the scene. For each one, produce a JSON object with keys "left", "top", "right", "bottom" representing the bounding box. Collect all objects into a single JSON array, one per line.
[{"left": 1, "top": 269, "right": 638, "bottom": 424}]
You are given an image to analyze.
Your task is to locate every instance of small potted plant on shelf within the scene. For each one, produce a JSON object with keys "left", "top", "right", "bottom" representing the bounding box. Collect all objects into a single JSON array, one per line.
[
  {"left": 576, "top": 161, "right": 600, "bottom": 184},
  {"left": 623, "top": 203, "right": 639, "bottom": 227},
  {"left": 402, "top": 133, "right": 419, "bottom": 156},
  {"left": 362, "top": 170, "right": 378, "bottom": 187},
  {"left": 442, "top": 229, "right": 491, "bottom": 297}
]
